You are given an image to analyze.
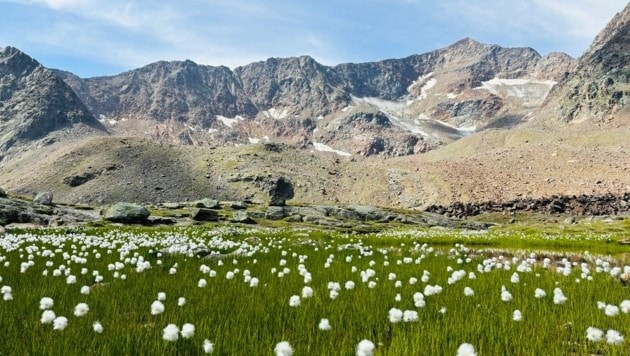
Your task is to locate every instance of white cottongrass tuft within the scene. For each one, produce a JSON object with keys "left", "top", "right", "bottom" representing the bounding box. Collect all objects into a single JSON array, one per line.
[
  {"left": 41, "top": 310, "right": 56, "bottom": 324},
  {"left": 464, "top": 287, "right": 474, "bottom": 297},
  {"left": 249, "top": 277, "right": 259, "bottom": 287},
  {"left": 605, "top": 329, "right": 624, "bottom": 345},
  {"left": 413, "top": 292, "right": 425, "bottom": 308},
  {"left": 162, "top": 324, "right": 179, "bottom": 342},
  {"left": 586, "top": 327, "right": 604, "bottom": 342},
  {"left": 53, "top": 316, "right": 68, "bottom": 330},
  {"left": 510, "top": 272, "right": 520, "bottom": 283},
  {"left": 553, "top": 288, "right": 567, "bottom": 305},
  {"left": 203, "top": 339, "right": 214, "bottom": 353},
  {"left": 289, "top": 295, "right": 301, "bottom": 307},
  {"left": 534, "top": 288, "right": 546, "bottom": 298},
  {"left": 403, "top": 310, "right": 419, "bottom": 322},
  {"left": 501, "top": 289, "right": 513, "bottom": 302},
  {"left": 39, "top": 297, "right": 54, "bottom": 310},
  {"left": 181, "top": 323, "right": 195, "bottom": 339},
  {"left": 621, "top": 300, "right": 630, "bottom": 313},
  {"left": 198, "top": 278, "right": 207, "bottom": 288},
  {"left": 356, "top": 339, "right": 375, "bottom": 356},
  {"left": 604, "top": 304, "right": 619, "bottom": 317},
  {"left": 274, "top": 341, "right": 293, "bottom": 356},
  {"left": 318, "top": 318, "right": 331, "bottom": 330},
  {"left": 424, "top": 284, "right": 443, "bottom": 296},
  {"left": 157, "top": 292, "right": 166, "bottom": 301},
  {"left": 388, "top": 307, "right": 403, "bottom": 323},
  {"left": 74, "top": 303, "right": 89, "bottom": 317},
  {"left": 457, "top": 343, "right": 477, "bottom": 356},
  {"left": 513, "top": 309, "right": 522, "bottom": 322},
  {"left": 151, "top": 300, "right": 165, "bottom": 315},
  {"left": 93, "top": 321, "right": 103, "bottom": 334},
  {"left": 80, "top": 285, "right": 90, "bottom": 295},
  {"left": 302, "top": 286, "right": 314, "bottom": 298}
]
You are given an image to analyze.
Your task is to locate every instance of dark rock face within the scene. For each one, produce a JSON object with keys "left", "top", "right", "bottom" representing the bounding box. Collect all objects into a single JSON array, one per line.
[
  {"left": 0, "top": 47, "right": 104, "bottom": 153},
  {"left": 234, "top": 56, "right": 350, "bottom": 118},
  {"left": 103, "top": 202, "right": 150, "bottom": 223},
  {"left": 543, "top": 4, "right": 629, "bottom": 122},
  {"left": 426, "top": 193, "right": 630, "bottom": 218},
  {"left": 255, "top": 176, "right": 294, "bottom": 206}
]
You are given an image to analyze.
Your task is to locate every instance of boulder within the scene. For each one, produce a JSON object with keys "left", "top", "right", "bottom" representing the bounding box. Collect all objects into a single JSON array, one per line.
[
  {"left": 33, "top": 192, "right": 53, "bottom": 205},
  {"left": 231, "top": 210, "right": 254, "bottom": 223},
  {"left": 104, "top": 203, "right": 150, "bottom": 223},
  {"left": 256, "top": 176, "right": 294, "bottom": 206},
  {"left": 193, "top": 199, "right": 220, "bottom": 209},
  {"left": 62, "top": 173, "right": 96, "bottom": 187},
  {"left": 0, "top": 187, "right": 6, "bottom": 198},
  {"left": 190, "top": 208, "right": 219, "bottom": 221},
  {"left": 266, "top": 206, "right": 286, "bottom": 220},
  {"left": 230, "top": 201, "right": 247, "bottom": 210}
]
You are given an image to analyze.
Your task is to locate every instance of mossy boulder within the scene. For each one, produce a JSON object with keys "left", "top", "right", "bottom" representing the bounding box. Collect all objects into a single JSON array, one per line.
[{"left": 104, "top": 202, "right": 150, "bottom": 223}]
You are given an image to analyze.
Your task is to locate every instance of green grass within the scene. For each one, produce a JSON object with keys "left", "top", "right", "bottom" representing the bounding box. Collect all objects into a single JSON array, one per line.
[{"left": 0, "top": 226, "right": 628, "bottom": 355}]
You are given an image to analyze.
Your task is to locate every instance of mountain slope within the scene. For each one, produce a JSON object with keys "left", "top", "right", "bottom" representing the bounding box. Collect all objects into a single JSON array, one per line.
[
  {"left": 539, "top": 3, "right": 629, "bottom": 124},
  {"left": 0, "top": 46, "right": 104, "bottom": 158}
]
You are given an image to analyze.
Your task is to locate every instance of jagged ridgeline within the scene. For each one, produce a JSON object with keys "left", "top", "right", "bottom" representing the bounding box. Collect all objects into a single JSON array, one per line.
[
  {"left": 0, "top": 47, "right": 105, "bottom": 156},
  {"left": 51, "top": 38, "right": 577, "bottom": 155}
]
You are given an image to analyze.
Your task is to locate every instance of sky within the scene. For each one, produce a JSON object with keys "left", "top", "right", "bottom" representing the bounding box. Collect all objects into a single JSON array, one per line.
[{"left": 0, "top": 0, "right": 626, "bottom": 77}]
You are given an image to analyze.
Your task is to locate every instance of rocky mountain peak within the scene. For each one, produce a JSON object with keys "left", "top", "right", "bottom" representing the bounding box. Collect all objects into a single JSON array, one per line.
[
  {"left": 539, "top": 3, "right": 628, "bottom": 124},
  {"left": 583, "top": 3, "right": 629, "bottom": 58},
  {"left": 0, "top": 48, "right": 103, "bottom": 156},
  {"left": 0, "top": 46, "right": 41, "bottom": 78}
]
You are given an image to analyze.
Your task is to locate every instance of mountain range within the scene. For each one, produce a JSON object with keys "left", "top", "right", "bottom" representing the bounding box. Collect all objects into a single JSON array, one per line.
[{"left": 0, "top": 3, "right": 627, "bottom": 208}]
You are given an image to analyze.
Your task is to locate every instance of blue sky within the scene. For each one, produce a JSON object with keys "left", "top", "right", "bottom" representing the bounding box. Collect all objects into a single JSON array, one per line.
[{"left": 0, "top": 0, "right": 626, "bottom": 77}]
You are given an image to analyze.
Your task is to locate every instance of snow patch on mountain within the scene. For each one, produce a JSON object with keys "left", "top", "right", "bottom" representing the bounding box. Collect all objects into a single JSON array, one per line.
[
  {"left": 263, "top": 108, "right": 290, "bottom": 119},
  {"left": 216, "top": 115, "right": 245, "bottom": 128},
  {"left": 474, "top": 78, "right": 557, "bottom": 99},
  {"left": 313, "top": 141, "right": 351, "bottom": 157}
]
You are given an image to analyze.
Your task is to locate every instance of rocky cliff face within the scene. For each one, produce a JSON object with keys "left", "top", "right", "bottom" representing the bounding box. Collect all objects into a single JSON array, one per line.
[
  {"left": 540, "top": 3, "right": 629, "bottom": 123},
  {"left": 0, "top": 47, "right": 103, "bottom": 157},
  {"left": 54, "top": 38, "right": 575, "bottom": 156}
]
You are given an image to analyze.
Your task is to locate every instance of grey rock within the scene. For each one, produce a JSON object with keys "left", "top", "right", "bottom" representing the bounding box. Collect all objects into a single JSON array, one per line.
[
  {"left": 194, "top": 198, "right": 220, "bottom": 209},
  {"left": 190, "top": 208, "right": 219, "bottom": 221},
  {"left": 230, "top": 201, "right": 247, "bottom": 210},
  {"left": 104, "top": 202, "right": 150, "bottom": 223},
  {"left": 265, "top": 206, "right": 286, "bottom": 220},
  {"left": 63, "top": 173, "right": 96, "bottom": 187},
  {"left": 231, "top": 210, "right": 254, "bottom": 223},
  {"left": 255, "top": 176, "right": 294, "bottom": 206},
  {"left": 33, "top": 192, "right": 53, "bottom": 205}
]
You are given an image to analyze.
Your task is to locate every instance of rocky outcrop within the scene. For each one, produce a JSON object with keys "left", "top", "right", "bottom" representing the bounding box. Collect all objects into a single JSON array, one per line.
[
  {"left": 0, "top": 47, "right": 104, "bottom": 155},
  {"left": 426, "top": 193, "right": 630, "bottom": 218},
  {"left": 33, "top": 192, "right": 53, "bottom": 205},
  {"left": 103, "top": 202, "right": 150, "bottom": 223},
  {"left": 540, "top": 4, "right": 629, "bottom": 123}
]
